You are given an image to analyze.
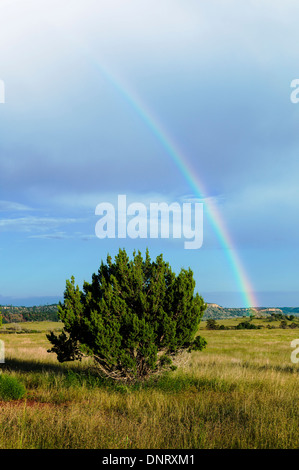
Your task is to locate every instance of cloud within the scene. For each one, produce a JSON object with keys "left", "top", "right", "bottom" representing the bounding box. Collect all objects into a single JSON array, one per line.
[
  {"left": 28, "top": 231, "right": 70, "bottom": 240},
  {"left": 0, "top": 200, "right": 33, "bottom": 212},
  {"left": 2, "top": 0, "right": 298, "bottom": 204},
  {"left": 218, "top": 182, "right": 299, "bottom": 248},
  {"left": 0, "top": 216, "right": 85, "bottom": 233},
  {"left": 47, "top": 190, "right": 219, "bottom": 213},
  {"left": 29, "top": 231, "right": 96, "bottom": 241}
]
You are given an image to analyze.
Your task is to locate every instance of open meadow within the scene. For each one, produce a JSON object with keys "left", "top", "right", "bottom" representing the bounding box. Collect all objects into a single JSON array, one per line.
[{"left": 0, "top": 320, "right": 298, "bottom": 449}]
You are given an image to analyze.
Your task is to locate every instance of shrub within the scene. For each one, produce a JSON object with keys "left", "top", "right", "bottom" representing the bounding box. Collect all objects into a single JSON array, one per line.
[
  {"left": 206, "top": 319, "right": 219, "bottom": 330},
  {"left": 47, "top": 248, "right": 207, "bottom": 382},
  {"left": 235, "top": 321, "right": 261, "bottom": 330},
  {"left": 0, "top": 374, "right": 26, "bottom": 400}
]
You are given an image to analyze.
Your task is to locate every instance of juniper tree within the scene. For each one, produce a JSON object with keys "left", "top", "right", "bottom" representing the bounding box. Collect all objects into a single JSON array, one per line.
[
  {"left": 47, "top": 248, "right": 207, "bottom": 382},
  {"left": 206, "top": 318, "right": 218, "bottom": 330}
]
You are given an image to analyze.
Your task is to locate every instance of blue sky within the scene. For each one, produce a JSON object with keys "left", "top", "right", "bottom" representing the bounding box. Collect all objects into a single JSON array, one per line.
[{"left": 1, "top": 0, "right": 299, "bottom": 307}]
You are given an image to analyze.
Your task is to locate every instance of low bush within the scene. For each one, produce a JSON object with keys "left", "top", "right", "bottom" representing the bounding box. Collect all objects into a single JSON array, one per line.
[{"left": 0, "top": 374, "right": 26, "bottom": 401}]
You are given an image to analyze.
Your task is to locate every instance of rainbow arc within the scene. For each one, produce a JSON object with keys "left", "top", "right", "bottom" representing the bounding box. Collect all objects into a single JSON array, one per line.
[{"left": 87, "top": 59, "right": 258, "bottom": 309}]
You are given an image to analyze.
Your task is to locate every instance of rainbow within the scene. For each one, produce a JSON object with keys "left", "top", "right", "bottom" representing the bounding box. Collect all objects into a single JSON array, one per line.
[{"left": 89, "top": 61, "right": 258, "bottom": 310}]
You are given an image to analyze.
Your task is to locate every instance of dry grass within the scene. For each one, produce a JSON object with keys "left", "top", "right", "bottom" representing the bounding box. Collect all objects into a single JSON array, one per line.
[{"left": 0, "top": 322, "right": 298, "bottom": 449}]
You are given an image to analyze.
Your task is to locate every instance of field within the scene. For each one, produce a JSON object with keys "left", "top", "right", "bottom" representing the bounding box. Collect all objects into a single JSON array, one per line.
[{"left": 0, "top": 320, "right": 298, "bottom": 449}]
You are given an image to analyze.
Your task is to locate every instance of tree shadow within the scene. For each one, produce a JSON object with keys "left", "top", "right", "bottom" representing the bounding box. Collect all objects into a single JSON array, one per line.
[
  {"left": 227, "top": 360, "right": 298, "bottom": 374},
  {"left": 1, "top": 357, "right": 91, "bottom": 376},
  {"left": 0, "top": 357, "right": 118, "bottom": 392}
]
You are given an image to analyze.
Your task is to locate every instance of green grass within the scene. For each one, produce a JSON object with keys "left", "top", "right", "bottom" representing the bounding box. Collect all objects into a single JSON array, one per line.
[
  {"left": 0, "top": 321, "right": 298, "bottom": 449},
  {"left": 1, "top": 321, "right": 62, "bottom": 333}
]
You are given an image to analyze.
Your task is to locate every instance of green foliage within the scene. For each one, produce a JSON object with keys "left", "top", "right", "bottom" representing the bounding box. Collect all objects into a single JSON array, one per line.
[
  {"left": 206, "top": 318, "right": 219, "bottom": 330},
  {"left": 47, "top": 248, "right": 207, "bottom": 382},
  {"left": 270, "top": 313, "right": 284, "bottom": 321},
  {"left": 280, "top": 320, "right": 288, "bottom": 329},
  {"left": 0, "top": 374, "right": 26, "bottom": 401},
  {"left": 235, "top": 321, "right": 261, "bottom": 330},
  {"left": 286, "top": 315, "right": 295, "bottom": 321}
]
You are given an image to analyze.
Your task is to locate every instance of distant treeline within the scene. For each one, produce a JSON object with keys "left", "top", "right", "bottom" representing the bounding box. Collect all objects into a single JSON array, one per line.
[
  {"left": 206, "top": 319, "right": 263, "bottom": 330},
  {"left": 205, "top": 317, "right": 299, "bottom": 331},
  {"left": 0, "top": 304, "right": 58, "bottom": 323}
]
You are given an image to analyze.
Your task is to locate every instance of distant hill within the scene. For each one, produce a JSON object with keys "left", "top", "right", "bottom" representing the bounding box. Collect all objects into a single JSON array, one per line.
[
  {"left": 0, "top": 303, "right": 299, "bottom": 323},
  {"left": 203, "top": 304, "right": 299, "bottom": 320},
  {"left": 203, "top": 304, "right": 251, "bottom": 319}
]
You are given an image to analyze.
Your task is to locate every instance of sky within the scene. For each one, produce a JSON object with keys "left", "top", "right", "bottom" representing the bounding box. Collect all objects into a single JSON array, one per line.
[{"left": 0, "top": 0, "right": 299, "bottom": 307}]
